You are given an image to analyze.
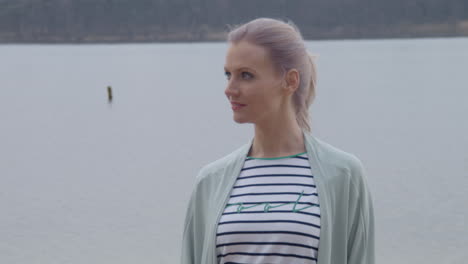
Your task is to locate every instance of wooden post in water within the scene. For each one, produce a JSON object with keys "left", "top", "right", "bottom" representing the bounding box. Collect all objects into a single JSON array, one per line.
[{"left": 107, "top": 85, "right": 113, "bottom": 104}]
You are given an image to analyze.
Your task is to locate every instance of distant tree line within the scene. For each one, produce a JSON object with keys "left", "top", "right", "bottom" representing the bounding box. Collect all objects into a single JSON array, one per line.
[{"left": 0, "top": 0, "right": 467, "bottom": 42}]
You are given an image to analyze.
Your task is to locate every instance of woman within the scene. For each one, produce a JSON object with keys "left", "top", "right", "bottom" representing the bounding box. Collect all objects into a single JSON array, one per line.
[{"left": 180, "top": 17, "right": 375, "bottom": 264}]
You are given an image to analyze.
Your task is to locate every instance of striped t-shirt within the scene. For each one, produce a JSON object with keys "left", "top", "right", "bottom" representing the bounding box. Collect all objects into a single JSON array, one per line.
[{"left": 216, "top": 151, "right": 321, "bottom": 264}]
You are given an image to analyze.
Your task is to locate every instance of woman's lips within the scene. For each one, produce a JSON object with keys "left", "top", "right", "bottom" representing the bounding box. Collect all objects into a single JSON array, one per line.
[{"left": 231, "top": 102, "right": 246, "bottom": 111}]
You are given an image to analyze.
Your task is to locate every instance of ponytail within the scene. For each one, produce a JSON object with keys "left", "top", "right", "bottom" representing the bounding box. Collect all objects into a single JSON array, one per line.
[{"left": 295, "top": 52, "right": 318, "bottom": 133}]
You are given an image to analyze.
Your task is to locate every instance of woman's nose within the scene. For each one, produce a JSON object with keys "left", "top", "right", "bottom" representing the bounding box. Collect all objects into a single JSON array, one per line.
[{"left": 225, "top": 83, "right": 239, "bottom": 99}]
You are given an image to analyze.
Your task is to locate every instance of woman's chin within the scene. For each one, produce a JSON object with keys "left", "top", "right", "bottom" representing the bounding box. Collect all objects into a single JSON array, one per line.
[{"left": 233, "top": 114, "right": 249, "bottom": 124}]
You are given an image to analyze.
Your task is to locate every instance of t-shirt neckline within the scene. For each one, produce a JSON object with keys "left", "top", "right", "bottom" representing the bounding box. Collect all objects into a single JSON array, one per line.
[{"left": 247, "top": 151, "right": 307, "bottom": 160}]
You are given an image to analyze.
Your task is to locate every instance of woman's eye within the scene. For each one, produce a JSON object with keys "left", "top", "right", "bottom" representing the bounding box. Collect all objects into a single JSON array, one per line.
[
  {"left": 224, "top": 71, "right": 253, "bottom": 80},
  {"left": 242, "top": 72, "right": 253, "bottom": 79}
]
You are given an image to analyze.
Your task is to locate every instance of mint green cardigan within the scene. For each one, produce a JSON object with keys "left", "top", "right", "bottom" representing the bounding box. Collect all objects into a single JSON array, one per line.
[{"left": 180, "top": 128, "right": 375, "bottom": 264}]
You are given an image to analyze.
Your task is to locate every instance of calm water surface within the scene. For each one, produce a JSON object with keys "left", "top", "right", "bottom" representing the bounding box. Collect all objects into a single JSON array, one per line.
[{"left": 1, "top": 37, "right": 467, "bottom": 264}]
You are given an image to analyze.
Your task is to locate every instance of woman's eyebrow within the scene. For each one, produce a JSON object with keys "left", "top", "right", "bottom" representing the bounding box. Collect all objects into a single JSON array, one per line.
[{"left": 224, "top": 66, "right": 256, "bottom": 73}]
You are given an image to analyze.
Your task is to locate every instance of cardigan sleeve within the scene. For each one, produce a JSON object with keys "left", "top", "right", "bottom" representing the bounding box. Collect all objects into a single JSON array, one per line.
[
  {"left": 347, "top": 156, "right": 376, "bottom": 264},
  {"left": 180, "top": 169, "right": 207, "bottom": 264},
  {"left": 180, "top": 191, "right": 196, "bottom": 264}
]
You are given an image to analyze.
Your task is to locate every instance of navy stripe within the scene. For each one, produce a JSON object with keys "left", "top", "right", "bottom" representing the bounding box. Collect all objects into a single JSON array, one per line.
[
  {"left": 242, "top": 164, "right": 311, "bottom": 171},
  {"left": 245, "top": 155, "right": 308, "bottom": 161},
  {"left": 216, "top": 241, "right": 318, "bottom": 250},
  {"left": 227, "top": 201, "right": 319, "bottom": 206},
  {"left": 217, "top": 230, "right": 320, "bottom": 240},
  {"left": 237, "top": 173, "right": 314, "bottom": 180},
  {"left": 230, "top": 192, "right": 318, "bottom": 198},
  {"left": 222, "top": 210, "right": 320, "bottom": 217},
  {"left": 218, "top": 219, "right": 320, "bottom": 229},
  {"left": 233, "top": 183, "right": 316, "bottom": 188},
  {"left": 217, "top": 251, "right": 317, "bottom": 261}
]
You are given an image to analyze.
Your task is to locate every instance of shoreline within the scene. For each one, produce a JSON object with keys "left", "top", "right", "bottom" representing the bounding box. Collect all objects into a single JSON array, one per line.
[{"left": 1, "top": 21, "right": 468, "bottom": 44}]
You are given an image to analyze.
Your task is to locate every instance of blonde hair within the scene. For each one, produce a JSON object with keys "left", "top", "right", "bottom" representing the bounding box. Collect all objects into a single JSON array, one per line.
[{"left": 227, "top": 17, "right": 317, "bottom": 132}]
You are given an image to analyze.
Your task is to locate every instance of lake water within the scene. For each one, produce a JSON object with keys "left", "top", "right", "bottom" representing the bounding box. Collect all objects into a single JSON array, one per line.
[{"left": 1, "top": 37, "right": 467, "bottom": 264}]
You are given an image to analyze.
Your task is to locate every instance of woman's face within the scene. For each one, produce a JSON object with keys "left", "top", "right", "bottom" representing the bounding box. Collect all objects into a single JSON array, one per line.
[{"left": 224, "top": 40, "right": 286, "bottom": 125}]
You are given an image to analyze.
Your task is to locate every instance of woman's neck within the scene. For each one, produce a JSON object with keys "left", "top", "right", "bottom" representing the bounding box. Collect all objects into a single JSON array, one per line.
[{"left": 248, "top": 124, "right": 305, "bottom": 158}]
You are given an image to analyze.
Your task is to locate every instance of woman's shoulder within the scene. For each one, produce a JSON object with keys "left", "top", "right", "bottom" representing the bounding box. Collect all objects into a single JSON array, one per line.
[
  {"left": 312, "top": 135, "right": 363, "bottom": 167},
  {"left": 308, "top": 134, "right": 367, "bottom": 185},
  {"left": 194, "top": 141, "right": 251, "bottom": 183}
]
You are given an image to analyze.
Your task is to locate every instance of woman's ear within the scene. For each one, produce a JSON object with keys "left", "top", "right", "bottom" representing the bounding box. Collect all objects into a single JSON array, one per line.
[{"left": 284, "top": 68, "right": 300, "bottom": 95}]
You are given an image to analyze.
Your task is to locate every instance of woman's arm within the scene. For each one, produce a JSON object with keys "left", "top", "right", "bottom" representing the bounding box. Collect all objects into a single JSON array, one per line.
[
  {"left": 180, "top": 168, "right": 208, "bottom": 264},
  {"left": 347, "top": 156, "right": 376, "bottom": 264},
  {"left": 180, "top": 195, "right": 195, "bottom": 264}
]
